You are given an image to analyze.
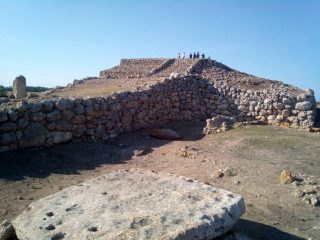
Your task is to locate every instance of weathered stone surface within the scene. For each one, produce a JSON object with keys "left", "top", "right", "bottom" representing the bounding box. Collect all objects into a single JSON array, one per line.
[
  {"left": 7, "top": 110, "right": 18, "bottom": 121},
  {"left": 56, "top": 99, "right": 72, "bottom": 110},
  {"left": 48, "top": 131, "right": 72, "bottom": 144},
  {"left": 46, "top": 111, "right": 61, "bottom": 122},
  {"left": 149, "top": 128, "right": 181, "bottom": 140},
  {"left": 94, "top": 125, "right": 106, "bottom": 138},
  {"left": 0, "top": 219, "right": 16, "bottom": 240},
  {"left": 203, "top": 115, "right": 235, "bottom": 134},
  {"left": 13, "top": 169, "right": 245, "bottom": 240},
  {"left": 0, "top": 122, "right": 17, "bottom": 133},
  {"left": 19, "top": 123, "right": 46, "bottom": 148},
  {"left": 279, "top": 170, "right": 294, "bottom": 185},
  {"left": 42, "top": 100, "right": 54, "bottom": 112},
  {"left": 29, "top": 103, "right": 42, "bottom": 113},
  {"left": 0, "top": 132, "right": 16, "bottom": 145},
  {"left": 12, "top": 75, "right": 26, "bottom": 99},
  {"left": 0, "top": 111, "right": 8, "bottom": 123},
  {"left": 72, "top": 125, "right": 86, "bottom": 138},
  {"left": 295, "top": 101, "right": 312, "bottom": 111},
  {"left": 31, "top": 112, "right": 46, "bottom": 122}
]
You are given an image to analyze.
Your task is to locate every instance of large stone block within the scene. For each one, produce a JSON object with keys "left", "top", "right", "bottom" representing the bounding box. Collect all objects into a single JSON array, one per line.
[
  {"left": 295, "top": 101, "right": 313, "bottom": 111},
  {"left": 47, "top": 131, "right": 72, "bottom": 144},
  {"left": 13, "top": 169, "right": 245, "bottom": 240},
  {"left": 19, "top": 123, "right": 46, "bottom": 148},
  {"left": 0, "top": 132, "right": 16, "bottom": 145},
  {"left": 0, "top": 111, "right": 8, "bottom": 122}
]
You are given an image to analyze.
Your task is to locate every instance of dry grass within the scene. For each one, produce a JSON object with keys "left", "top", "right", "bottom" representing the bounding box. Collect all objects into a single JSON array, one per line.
[{"left": 49, "top": 77, "right": 166, "bottom": 98}]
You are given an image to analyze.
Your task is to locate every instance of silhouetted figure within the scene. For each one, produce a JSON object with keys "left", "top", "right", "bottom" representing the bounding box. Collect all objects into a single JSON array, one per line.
[
  {"left": 201, "top": 53, "right": 205, "bottom": 59},
  {"left": 189, "top": 53, "right": 192, "bottom": 59},
  {"left": 178, "top": 53, "right": 181, "bottom": 59},
  {"left": 197, "top": 52, "right": 200, "bottom": 58},
  {"left": 182, "top": 52, "right": 185, "bottom": 59},
  {"left": 193, "top": 52, "right": 196, "bottom": 59}
]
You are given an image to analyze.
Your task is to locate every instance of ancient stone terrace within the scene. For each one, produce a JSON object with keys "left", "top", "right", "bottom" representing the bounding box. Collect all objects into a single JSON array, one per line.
[
  {"left": 100, "top": 58, "right": 206, "bottom": 79},
  {"left": 99, "top": 58, "right": 301, "bottom": 93},
  {"left": 100, "top": 58, "right": 166, "bottom": 79}
]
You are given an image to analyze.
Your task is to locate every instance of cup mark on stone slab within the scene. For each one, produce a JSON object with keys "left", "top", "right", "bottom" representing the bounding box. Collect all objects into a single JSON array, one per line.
[
  {"left": 55, "top": 219, "right": 62, "bottom": 225},
  {"left": 130, "top": 217, "right": 151, "bottom": 229},
  {"left": 45, "top": 224, "right": 55, "bottom": 230},
  {"left": 51, "top": 232, "right": 66, "bottom": 240},
  {"left": 65, "top": 204, "right": 78, "bottom": 212},
  {"left": 46, "top": 212, "right": 54, "bottom": 217},
  {"left": 88, "top": 226, "right": 98, "bottom": 232}
]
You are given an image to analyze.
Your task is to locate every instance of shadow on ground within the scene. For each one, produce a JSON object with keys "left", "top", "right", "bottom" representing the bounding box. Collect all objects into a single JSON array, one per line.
[
  {"left": 3, "top": 219, "right": 306, "bottom": 240},
  {"left": 315, "top": 105, "right": 320, "bottom": 128},
  {"left": 0, "top": 122, "right": 205, "bottom": 181},
  {"left": 232, "top": 219, "right": 304, "bottom": 240}
]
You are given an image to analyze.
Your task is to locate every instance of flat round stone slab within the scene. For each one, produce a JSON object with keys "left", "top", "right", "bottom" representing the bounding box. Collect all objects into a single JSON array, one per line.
[{"left": 13, "top": 169, "right": 245, "bottom": 240}]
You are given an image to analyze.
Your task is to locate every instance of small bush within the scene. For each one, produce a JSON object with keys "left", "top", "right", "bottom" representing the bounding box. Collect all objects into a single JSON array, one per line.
[{"left": 0, "top": 85, "right": 7, "bottom": 97}]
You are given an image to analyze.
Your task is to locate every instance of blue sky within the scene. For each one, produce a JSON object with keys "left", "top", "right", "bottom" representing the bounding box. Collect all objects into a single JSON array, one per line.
[{"left": 0, "top": 0, "right": 319, "bottom": 100}]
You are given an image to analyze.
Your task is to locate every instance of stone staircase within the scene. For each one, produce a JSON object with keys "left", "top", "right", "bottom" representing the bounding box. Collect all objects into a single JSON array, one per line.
[
  {"left": 151, "top": 59, "right": 199, "bottom": 77},
  {"left": 100, "top": 58, "right": 165, "bottom": 79},
  {"left": 99, "top": 58, "right": 235, "bottom": 79}
]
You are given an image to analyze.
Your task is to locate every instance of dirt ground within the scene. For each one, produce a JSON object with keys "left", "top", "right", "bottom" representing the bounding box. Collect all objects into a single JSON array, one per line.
[
  {"left": 49, "top": 77, "right": 166, "bottom": 98},
  {"left": 1, "top": 123, "right": 319, "bottom": 240}
]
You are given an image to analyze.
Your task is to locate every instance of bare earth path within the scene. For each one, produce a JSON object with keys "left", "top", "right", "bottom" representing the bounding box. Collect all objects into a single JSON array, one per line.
[{"left": 0, "top": 124, "right": 319, "bottom": 240}]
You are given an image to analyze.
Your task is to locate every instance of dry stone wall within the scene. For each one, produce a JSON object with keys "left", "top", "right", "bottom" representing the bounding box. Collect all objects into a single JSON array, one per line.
[
  {"left": 99, "top": 58, "right": 208, "bottom": 79},
  {"left": 0, "top": 74, "right": 316, "bottom": 152},
  {"left": 100, "top": 58, "right": 166, "bottom": 79}
]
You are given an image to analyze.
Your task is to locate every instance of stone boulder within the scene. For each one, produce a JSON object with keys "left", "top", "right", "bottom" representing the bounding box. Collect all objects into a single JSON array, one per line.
[
  {"left": 12, "top": 169, "right": 245, "bottom": 240},
  {"left": 19, "top": 123, "right": 46, "bottom": 148},
  {"left": 12, "top": 75, "right": 26, "bottom": 99},
  {"left": 295, "top": 101, "right": 312, "bottom": 111},
  {"left": 0, "top": 219, "right": 15, "bottom": 240},
  {"left": 203, "top": 115, "right": 235, "bottom": 134},
  {"left": 47, "top": 131, "right": 72, "bottom": 145},
  {"left": 149, "top": 128, "right": 181, "bottom": 140}
]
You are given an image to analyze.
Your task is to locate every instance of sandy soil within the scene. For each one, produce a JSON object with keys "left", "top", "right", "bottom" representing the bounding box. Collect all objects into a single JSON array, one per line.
[{"left": 1, "top": 123, "right": 319, "bottom": 240}]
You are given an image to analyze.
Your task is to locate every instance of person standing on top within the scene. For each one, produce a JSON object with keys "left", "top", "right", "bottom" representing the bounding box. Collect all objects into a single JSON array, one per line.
[
  {"left": 182, "top": 52, "right": 185, "bottom": 59},
  {"left": 189, "top": 53, "right": 192, "bottom": 59},
  {"left": 178, "top": 53, "right": 181, "bottom": 59},
  {"left": 201, "top": 53, "right": 205, "bottom": 59},
  {"left": 193, "top": 52, "right": 196, "bottom": 59},
  {"left": 197, "top": 52, "right": 200, "bottom": 58}
]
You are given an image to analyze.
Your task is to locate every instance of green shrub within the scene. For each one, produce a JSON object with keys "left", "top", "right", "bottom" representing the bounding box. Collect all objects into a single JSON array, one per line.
[{"left": 0, "top": 85, "right": 7, "bottom": 97}]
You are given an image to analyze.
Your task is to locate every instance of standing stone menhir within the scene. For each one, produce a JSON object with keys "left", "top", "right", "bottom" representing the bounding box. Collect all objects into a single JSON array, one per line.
[{"left": 12, "top": 75, "right": 26, "bottom": 99}]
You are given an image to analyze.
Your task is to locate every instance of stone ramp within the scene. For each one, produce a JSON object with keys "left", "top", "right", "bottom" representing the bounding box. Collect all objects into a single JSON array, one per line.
[{"left": 12, "top": 169, "right": 245, "bottom": 240}]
